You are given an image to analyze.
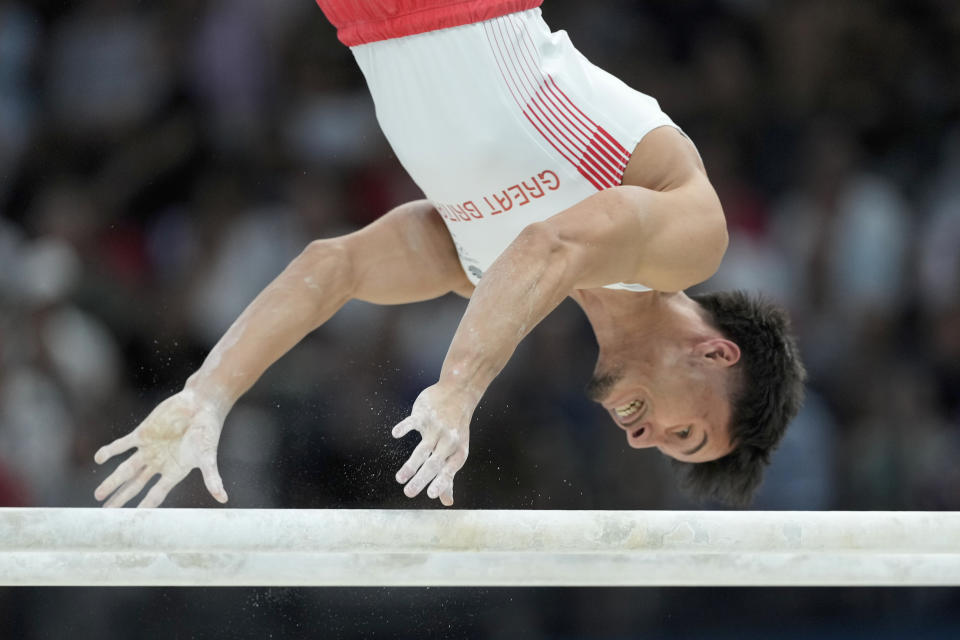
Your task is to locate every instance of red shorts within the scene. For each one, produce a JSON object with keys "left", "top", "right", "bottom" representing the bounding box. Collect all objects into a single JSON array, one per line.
[{"left": 317, "top": 0, "right": 543, "bottom": 46}]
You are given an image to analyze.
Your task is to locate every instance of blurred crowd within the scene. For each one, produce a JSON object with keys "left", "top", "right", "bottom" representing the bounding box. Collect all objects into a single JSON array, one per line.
[{"left": 1, "top": 0, "right": 959, "bottom": 637}]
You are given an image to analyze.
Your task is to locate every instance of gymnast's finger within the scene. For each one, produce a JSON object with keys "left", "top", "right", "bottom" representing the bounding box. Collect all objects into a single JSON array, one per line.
[
  {"left": 403, "top": 449, "right": 448, "bottom": 498},
  {"left": 428, "top": 449, "right": 465, "bottom": 505},
  {"left": 396, "top": 437, "right": 436, "bottom": 484},
  {"left": 439, "top": 477, "right": 454, "bottom": 507},
  {"left": 426, "top": 468, "right": 453, "bottom": 501},
  {"left": 200, "top": 457, "right": 228, "bottom": 504},
  {"left": 137, "top": 476, "right": 177, "bottom": 509},
  {"left": 391, "top": 416, "right": 418, "bottom": 439},
  {"left": 94, "top": 432, "right": 139, "bottom": 465},
  {"left": 94, "top": 455, "right": 144, "bottom": 502},
  {"left": 104, "top": 468, "right": 156, "bottom": 509}
]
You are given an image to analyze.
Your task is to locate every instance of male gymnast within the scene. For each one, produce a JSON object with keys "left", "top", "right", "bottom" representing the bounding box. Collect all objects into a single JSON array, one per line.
[{"left": 94, "top": 0, "right": 805, "bottom": 509}]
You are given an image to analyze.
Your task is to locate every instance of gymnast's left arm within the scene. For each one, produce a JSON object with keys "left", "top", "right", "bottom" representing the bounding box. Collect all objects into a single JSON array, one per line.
[{"left": 392, "top": 127, "right": 728, "bottom": 506}]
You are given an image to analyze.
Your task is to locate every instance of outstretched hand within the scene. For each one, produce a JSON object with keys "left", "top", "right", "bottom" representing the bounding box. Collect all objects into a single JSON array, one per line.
[
  {"left": 93, "top": 389, "right": 228, "bottom": 508},
  {"left": 392, "top": 384, "right": 476, "bottom": 507}
]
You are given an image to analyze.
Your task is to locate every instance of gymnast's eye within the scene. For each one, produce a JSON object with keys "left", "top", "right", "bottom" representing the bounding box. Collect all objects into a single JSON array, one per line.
[{"left": 677, "top": 427, "right": 692, "bottom": 439}]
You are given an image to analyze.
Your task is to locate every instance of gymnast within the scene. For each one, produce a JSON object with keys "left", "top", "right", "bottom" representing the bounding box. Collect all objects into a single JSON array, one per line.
[{"left": 94, "top": 0, "right": 805, "bottom": 509}]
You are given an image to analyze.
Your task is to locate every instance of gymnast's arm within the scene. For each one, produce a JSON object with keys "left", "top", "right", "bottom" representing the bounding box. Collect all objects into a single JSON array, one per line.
[
  {"left": 93, "top": 200, "right": 473, "bottom": 508},
  {"left": 179, "top": 199, "right": 473, "bottom": 409},
  {"left": 392, "top": 126, "right": 728, "bottom": 505},
  {"left": 452, "top": 127, "right": 726, "bottom": 364}
]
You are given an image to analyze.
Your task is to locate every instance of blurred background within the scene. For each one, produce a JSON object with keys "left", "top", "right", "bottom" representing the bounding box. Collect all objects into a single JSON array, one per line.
[{"left": 1, "top": 0, "right": 959, "bottom": 637}]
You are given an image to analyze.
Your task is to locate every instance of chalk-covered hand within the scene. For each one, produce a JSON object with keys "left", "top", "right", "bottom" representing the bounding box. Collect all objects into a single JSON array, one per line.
[
  {"left": 392, "top": 384, "right": 475, "bottom": 507},
  {"left": 93, "top": 389, "right": 228, "bottom": 508}
]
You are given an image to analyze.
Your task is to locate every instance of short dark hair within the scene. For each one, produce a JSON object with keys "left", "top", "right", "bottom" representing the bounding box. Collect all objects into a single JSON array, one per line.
[{"left": 671, "top": 290, "right": 806, "bottom": 506}]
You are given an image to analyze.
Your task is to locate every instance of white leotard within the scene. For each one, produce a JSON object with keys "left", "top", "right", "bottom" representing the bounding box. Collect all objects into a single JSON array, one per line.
[{"left": 350, "top": 8, "right": 681, "bottom": 290}]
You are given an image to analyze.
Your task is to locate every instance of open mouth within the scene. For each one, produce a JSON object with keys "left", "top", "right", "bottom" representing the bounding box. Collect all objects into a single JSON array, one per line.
[{"left": 613, "top": 399, "right": 645, "bottom": 426}]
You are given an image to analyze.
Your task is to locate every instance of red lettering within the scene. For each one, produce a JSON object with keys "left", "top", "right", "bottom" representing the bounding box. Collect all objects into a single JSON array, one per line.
[
  {"left": 538, "top": 170, "right": 560, "bottom": 191},
  {"left": 440, "top": 203, "right": 465, "bottom": 223},
  {"left": 464, "top": 201, "right": 484, "bottom": 219},
  {"left": 441, "top": 170, "right": 560, "bottom": 222},
  {"left": 494, "top": 192, "right": 513, "bottom": 211},
  {"left": 522, "top": 178, "right": 545, "bottom": 199},
  {"left": 451, "top": 203, "right": 472, "bottom": 222},
  {"left": 507, "top": 185, "right": 529, "bottom": 207},
  {"left": 483, "top": 196, "right": 503, "bottom": 215}
]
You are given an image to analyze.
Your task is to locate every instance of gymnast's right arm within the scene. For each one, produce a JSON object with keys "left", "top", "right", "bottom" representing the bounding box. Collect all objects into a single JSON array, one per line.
[{"left": 93, "top": 200, "right": 474, "bottom": 508}]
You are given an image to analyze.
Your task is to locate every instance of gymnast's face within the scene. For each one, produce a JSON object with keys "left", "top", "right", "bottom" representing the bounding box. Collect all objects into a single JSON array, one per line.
[{"left": 585, "top": 337, "right": 739, "bottom": 463}]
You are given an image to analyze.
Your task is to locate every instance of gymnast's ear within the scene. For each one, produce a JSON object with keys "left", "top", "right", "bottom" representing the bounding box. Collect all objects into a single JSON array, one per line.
[{"left": 694, "top": 338, "right": 740, "bottom": 368}]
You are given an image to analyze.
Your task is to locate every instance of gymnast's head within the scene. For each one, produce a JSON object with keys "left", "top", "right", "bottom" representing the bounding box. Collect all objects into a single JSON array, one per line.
[{"left": 585, "top": 289, "right": 806, "bottom": 506}]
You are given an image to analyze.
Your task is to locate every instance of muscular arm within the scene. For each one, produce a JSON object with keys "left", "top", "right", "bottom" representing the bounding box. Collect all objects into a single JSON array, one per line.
[
  {"left": 441, "top": 126, "right": 727, "bottom": 396},
  {"left": 186, "top": 200, "right": 472, "bottom": 409}
]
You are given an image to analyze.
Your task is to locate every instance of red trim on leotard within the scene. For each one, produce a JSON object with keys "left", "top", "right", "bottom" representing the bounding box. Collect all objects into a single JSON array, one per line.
[{"left": 484, "top": 15, "right": 632, "bottom": 191}]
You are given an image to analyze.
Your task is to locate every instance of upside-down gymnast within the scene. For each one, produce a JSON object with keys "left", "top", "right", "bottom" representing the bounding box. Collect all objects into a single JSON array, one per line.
[{"left": 94, "top": 0, "right": 805, "bottom": 509}]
